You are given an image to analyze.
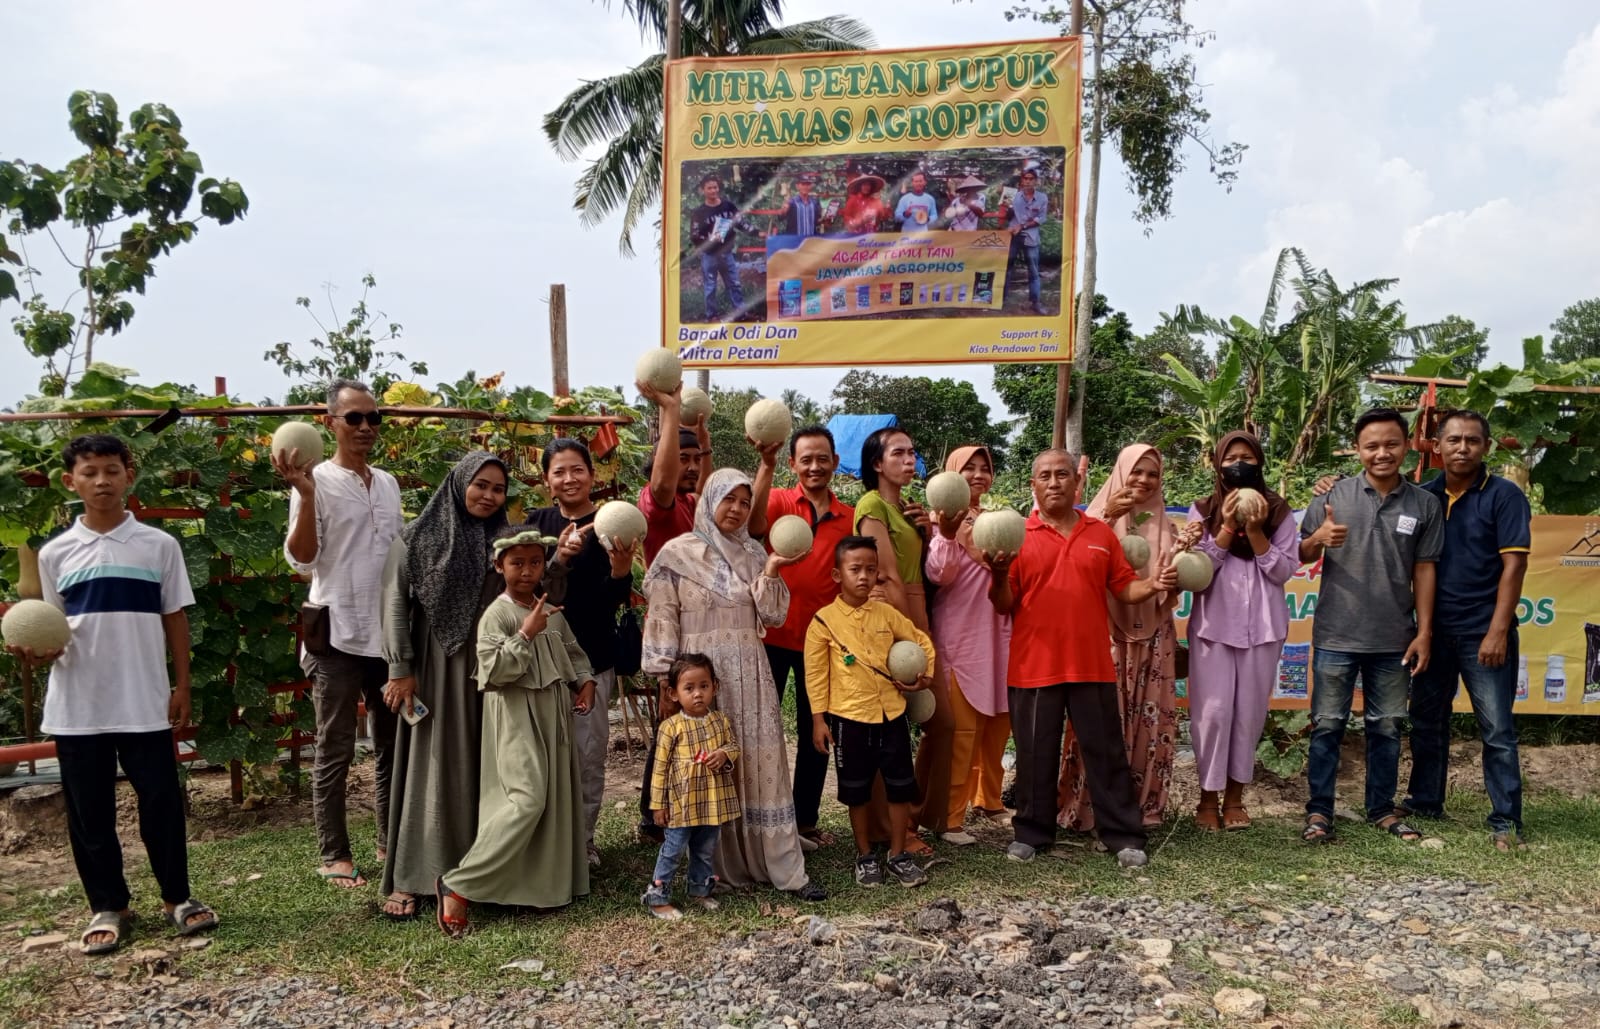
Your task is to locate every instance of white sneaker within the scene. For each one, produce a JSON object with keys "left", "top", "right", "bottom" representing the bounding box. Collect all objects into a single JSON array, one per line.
[
  {"left": 1116, "top": 847, "right": 1149, "bottom": 869},
  {"left": 1006, "top": 841, "right": 1037, "bottom": 863},
  {"left": 940, "top": 830, "right": 979, "bottom": 846}
]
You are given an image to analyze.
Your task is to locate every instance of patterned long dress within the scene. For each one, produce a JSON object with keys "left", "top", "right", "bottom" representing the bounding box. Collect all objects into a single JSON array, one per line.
[
  {"left": 1058, "top": 620, "right": 1178, "bottom": 831},
  {"left": 642, "top": 537, "right": 809, "bottom": 891}
]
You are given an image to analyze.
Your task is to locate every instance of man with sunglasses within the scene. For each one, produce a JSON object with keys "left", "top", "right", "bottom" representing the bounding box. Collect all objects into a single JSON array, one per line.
[{"left": 274, "top": 379, "right": 404, "bottom": 889}]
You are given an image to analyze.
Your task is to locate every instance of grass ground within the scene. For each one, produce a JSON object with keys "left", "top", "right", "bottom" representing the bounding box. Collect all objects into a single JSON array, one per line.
[{"left": 3, "top": 784, "right": 1598, "bottom": 1025}]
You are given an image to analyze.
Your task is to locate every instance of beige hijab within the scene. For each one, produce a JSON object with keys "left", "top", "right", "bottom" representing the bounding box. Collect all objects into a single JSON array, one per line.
[{"left": 1086, "top": 443, "right": 1175, "bottom": 641}]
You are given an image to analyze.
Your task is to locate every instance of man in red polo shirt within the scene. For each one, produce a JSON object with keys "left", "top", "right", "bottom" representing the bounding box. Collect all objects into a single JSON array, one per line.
[
  {"left": 636, "top": 381, "right": 712, "bottom": 564},
  {"left": 749, "top": 425, "right": 854, "bottom": 850},
  {"left": 987, "top": 449, "right": 1178, "bottom": 867}
]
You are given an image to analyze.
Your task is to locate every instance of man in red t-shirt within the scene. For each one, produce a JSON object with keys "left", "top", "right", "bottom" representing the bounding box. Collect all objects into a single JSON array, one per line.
[
  {"left": 749, "top": 425, "right": 854, "bottom": 848},
  {"left": 986, "top": 450, "right": 1178, "bottom": 867},
  {"left": 636, "top": 381, "right": 712, "bottom": 565}
]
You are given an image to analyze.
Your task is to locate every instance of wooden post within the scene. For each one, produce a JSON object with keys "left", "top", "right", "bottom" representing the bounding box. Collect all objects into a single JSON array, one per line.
[
  {"left": 549, "top": 284, "right": 570, "bottom": 398},
  {"left": 1051, "top": 0, "right": 1086, "bottom": 450}
]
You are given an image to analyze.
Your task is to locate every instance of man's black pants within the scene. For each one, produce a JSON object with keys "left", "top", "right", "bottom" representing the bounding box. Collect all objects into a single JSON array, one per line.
[
  {"left": 57, "top": 730, "right": 191, "bottom": 913},
  {"left": 765, "top": 644, "right": 830, "bottom": 829},
  {"left": 1009, "top": 682, "right": 1146, "bottom": 855}
]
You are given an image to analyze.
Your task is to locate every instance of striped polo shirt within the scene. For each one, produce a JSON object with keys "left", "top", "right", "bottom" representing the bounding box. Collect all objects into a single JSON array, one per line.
[{"left": 38, "top": 513, "right": 195, "bottom": 735}]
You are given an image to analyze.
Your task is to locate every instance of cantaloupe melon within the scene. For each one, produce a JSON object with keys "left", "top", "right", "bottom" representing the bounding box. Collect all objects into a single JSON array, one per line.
[
  {"left": 904, "top": 686, "right": 936, "bottom": 724},
  {"left": 888, "top": 640, "right": 928, "bottom": 683},
  {"left": 924, "top": 471, "right": 972, "bottom": 517},
  {"left": 769, "top": 515, "right": 813, "bottom": 559},
  {"left": 594, "top": 501, "right": 648, "bottom": 550},
  {"left": 971, "top": 509, "right": 1026, "bottom": 555},
  {"left": 635, "top": 349, "right": 683, "bottom": 393},
  {"left": 1121, "top": 534, "right": 1151, "bottom": 570},
  {"left": 1232, "top": 487, "right": 1267, "bottom": 527},
  {"left": 1, "top": 599, "right": 71, "bottom": 653},
  {"left": 680, "top": 385, "right": 712, "bottom": 426},
  {"left": 271, "top": 421, "right": 325, "bottom": 470},
  {"left": 744, "top": 398, "right": 793, "bottom": 446},
  {"left": 1174, "top": 550, "right": 1214, "bottom": 593}
]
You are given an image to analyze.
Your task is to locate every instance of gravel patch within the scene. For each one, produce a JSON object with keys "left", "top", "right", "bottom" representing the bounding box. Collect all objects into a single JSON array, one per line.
[{"left": 29, "top": 875, "right": 1600, "bottom": 1028}]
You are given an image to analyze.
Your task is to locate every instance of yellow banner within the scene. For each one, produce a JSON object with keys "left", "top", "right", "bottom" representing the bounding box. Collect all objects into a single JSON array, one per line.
[
  {"left": 661, "top": 40, "right": 1082, "bottom": 368},
  {"left": 1172, "top": 514, "right": 1600, "bottom": 713}
]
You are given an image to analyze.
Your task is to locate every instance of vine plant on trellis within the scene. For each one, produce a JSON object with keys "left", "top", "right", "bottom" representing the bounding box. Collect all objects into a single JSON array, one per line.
[{"left": 0, "top": 366, "right": 644, "bottom": 793}]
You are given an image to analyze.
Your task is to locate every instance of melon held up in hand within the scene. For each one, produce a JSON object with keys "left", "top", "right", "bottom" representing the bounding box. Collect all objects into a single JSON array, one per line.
[
  {"left": 271, "top": 421, "right": 326, "bottom": 470},
  {"left": 635, "top": 349, "right": 684, "bottom": 393},
  {"left": 971, "top": 509, "right": 1026, "bottom": 555},
  {"left": 680, "top": 385, "right": 712, "bottom": 426},
  {"left": 1232, "top": 487, "right": 1267, "bottom": 527},
  {"left": 924, "top": 471, "right": 972, "bottom": 517},
  {"left": 1121, "top": 534, "right": 1151, "bottom": 570},
  {"left": 1, "top": 599, "right": 71, "bottom": 654},
  {"left": 594, "top": 501, "right": 648, "bottom": 550},
  {"left": 744, "top": 398, "right": 793, "bottom": 446},
  {"left": 769, "top": 515, "right": 814, "bottom": 559},
  {"left": 1174, "top": 550, "right": 1214, "bottom": 593}
]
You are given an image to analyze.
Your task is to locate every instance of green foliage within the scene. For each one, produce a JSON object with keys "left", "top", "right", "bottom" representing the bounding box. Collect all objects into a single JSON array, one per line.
[
  {"left": 703, "top": 385, "right": 765, "bottom": 477},
  {"left": 1254, "top": 709, "right": 1311, "bottom": 778},
  {"left": 1156, "top": 248, "right": 1438, "bottom": 486},
  {"left": 1403, "top": 338, "right": 1600, "bottom": 514},
  {"left": 0, "top": 90, "right": 248, "bottom": 392},
  {"left": 830, "top": 369, "right": 1008, "bottom": 471},
  {"left": 542, "top": 1, "right": 875, "bottom": 255},
  {"left": 1413, "top": 314, "right": 1490, "bottom": 377},
  {"left": 993, "top": 295, "right": 1212, "bottom": 465},
  {"left": 1549, "top": 297, "right": 1600, "bottom": 370},
  {"left": 262, "top": 275, "right": 427, "bottom": 404},
  {"left": 0, "top": 369, "right": 646, "bottom": 770},
  {"left": 1005, "top": 0, "right": 1245, "bottom": 226}
]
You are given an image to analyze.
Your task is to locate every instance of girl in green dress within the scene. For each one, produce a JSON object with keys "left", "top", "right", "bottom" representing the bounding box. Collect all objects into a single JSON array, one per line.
[{"left": 436, "top": 529, "right": 596, "bottom": 937}]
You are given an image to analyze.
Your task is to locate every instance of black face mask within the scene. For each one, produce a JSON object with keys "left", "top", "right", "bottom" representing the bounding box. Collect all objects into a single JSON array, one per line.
[{"left": 1220, "top": 461, "right": 1265, "bottom": 490}]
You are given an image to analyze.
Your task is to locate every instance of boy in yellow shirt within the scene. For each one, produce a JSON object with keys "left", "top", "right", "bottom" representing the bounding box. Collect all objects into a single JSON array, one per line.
[{"left": 805, "top": 536, "right": 935, "bottom": 888}]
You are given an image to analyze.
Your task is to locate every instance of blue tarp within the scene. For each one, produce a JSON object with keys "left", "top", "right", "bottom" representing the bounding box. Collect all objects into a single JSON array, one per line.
[{"left": 827, "top": 413, "right": 927, "bottom": 479}]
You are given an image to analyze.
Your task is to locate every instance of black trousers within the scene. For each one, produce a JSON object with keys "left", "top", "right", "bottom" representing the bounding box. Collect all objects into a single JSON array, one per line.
[
  {"left": 1009, "top": 682, "right": 1146, "bottom": 854},
  {"left": 56, "top": 730, "right": 191, "bottom": 913},
  {"left": 765, "top": 644, "right": 830, "bottom": 830}
]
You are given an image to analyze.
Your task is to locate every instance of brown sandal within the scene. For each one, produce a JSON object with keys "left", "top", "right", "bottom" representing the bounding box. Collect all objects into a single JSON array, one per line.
[
  {"left": 1194, "top": 802, "right": 1223, "bottom": 832},
  {"left": 1222, "top": 804, "right": 1251, "bottom": 831}
]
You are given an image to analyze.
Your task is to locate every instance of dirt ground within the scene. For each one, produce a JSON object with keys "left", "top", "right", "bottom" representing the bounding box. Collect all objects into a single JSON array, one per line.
[{"left": 3, "top": 732, "right": 1598, "bottom": 898}]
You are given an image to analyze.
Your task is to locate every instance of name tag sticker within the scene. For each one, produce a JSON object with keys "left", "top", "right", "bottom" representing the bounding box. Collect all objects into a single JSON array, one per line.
[{"left": 1396, "top": 515, "right": 1418, "bottom": 536}]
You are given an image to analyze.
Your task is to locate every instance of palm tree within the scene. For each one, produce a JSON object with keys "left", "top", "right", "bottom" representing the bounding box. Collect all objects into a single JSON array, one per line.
[{"left": 543, "top": 1, "right": 874, "bottom": 256}]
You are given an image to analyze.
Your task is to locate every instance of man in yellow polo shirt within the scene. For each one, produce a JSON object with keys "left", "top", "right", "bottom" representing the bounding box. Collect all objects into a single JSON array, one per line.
[{"left": 805, "top": 536, "right": 934, "bottom": 889}]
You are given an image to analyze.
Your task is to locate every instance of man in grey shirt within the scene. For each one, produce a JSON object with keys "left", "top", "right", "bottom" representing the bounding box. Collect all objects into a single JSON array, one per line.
[{"left": 1297, "top": 408, "right": 1442, "bottom": 844}]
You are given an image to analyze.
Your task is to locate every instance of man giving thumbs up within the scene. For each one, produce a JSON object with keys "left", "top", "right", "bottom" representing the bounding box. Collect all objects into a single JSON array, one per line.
[{"left": 1297, "top": 409, "right": 1443, "bottom": 846}]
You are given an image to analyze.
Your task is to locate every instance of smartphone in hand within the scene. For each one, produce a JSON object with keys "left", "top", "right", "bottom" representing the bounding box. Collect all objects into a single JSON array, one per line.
[{"left": 401, "top": 697, "right": 430, "bottom": 726}]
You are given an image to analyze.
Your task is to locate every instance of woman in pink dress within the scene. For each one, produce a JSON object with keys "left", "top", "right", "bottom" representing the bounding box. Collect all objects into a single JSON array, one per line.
[{"left": 927, "top": 445, "right": 1013, "bottom": 844}]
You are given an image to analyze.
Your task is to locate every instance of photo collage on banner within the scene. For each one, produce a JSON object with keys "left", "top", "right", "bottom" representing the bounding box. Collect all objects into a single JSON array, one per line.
[{"left": 661, "top": 40, "right": 1082, "bottom": 369}]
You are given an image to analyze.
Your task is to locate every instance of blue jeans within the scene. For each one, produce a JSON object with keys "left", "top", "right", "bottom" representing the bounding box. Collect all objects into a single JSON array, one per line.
[
  {"left": 643, "top": 825, "right": 719, "bottom": 905},
  {"left": 1008, "top": 237, "right": 1040, "bottom": 304},
  {"left": 699, "top": 249, "right": 743, "bottom": 319},
  {"left": 1306, "top": 649, "right": 1410, "bottom": 822},
  {"left": 1405, "top": 629, "right": 1522, "bottom": 832}
]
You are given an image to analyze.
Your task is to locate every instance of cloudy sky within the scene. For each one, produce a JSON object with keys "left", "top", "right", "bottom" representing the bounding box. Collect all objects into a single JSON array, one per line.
[{"left": 2, "top": 1, "right": 1597, "bottom": 416}]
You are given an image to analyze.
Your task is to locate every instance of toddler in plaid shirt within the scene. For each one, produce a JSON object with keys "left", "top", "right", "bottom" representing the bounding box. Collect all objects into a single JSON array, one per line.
[{"left": 643, "top": 653, "right": 741, "bottom": 919}]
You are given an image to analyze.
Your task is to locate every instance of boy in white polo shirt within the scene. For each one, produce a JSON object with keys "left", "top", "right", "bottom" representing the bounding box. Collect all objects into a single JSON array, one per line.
[{"left": 6, "top": 434, "right": 217, "bottom": 955}]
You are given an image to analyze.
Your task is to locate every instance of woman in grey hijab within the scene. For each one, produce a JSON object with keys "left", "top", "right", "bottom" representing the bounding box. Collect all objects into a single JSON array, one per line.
[{"left": 377, "top": 452, "right": 509, "bottom": 918}]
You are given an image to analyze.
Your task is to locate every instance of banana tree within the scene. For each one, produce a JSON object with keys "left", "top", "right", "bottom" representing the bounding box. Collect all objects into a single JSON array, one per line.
[{"left": 1153, "top": 339, "right": 1241, "bottom": 457}]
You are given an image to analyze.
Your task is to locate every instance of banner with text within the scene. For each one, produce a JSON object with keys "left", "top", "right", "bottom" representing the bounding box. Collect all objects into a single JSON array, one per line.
[
  {"left": 661, "top": 40, "right": 1082, "bottom": 368},
  {"left": 1170, "top": 514, "right": 1600, "bottom": 713}
]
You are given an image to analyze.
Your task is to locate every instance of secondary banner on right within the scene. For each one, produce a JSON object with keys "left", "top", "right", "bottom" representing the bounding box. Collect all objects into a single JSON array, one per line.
[{"left": 1173, "top": 514, "right": 1600, "bottom": 713}]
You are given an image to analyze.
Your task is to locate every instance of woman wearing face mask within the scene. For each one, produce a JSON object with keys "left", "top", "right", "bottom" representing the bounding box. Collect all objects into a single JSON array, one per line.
[
  {"left": 1185, "top": 431, "right": 1298, "bottom": 831},
  {"left": 1059, "top": 445, "right": 1181, "bottom": 834}
]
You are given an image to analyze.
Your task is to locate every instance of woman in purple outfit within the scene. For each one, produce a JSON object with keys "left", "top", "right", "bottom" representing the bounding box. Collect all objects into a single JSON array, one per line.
[{"left": 1184, "top": 431, "right": 1300, "bottom": 831}]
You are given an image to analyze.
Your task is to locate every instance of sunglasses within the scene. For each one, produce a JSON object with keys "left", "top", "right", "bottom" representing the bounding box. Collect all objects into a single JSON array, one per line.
[{"left": 336, "top": 411, "right": 384, "bottom": 428}]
